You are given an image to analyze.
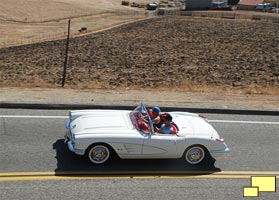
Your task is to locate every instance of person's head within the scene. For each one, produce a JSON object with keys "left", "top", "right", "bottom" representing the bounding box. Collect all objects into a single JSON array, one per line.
[
  {"left": 162, "top": 113, "right": 172, "bottom": 125},
  {"left": 151, "top": 106, "right": 160, "bottom": 118}
]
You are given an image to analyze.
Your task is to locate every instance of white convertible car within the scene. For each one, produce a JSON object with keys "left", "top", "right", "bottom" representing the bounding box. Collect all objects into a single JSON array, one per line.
[{"left": 65, "top": 103, "right": 230, "bottom": 165}]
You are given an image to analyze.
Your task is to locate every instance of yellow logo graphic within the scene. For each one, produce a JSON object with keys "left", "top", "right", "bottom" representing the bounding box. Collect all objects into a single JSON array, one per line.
[{"left": 243, "top": 176, "right": 276, "bottom": 197}]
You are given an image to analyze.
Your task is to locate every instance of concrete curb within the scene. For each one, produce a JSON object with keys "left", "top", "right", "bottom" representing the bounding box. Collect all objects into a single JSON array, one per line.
[{"left": 1, "top": 102, "right": 279, "bottom": 115}]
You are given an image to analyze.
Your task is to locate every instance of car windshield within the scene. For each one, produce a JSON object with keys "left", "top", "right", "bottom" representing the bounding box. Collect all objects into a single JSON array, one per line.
[{"left": 129, "top": 103, "right": 153, "bottom": 134}]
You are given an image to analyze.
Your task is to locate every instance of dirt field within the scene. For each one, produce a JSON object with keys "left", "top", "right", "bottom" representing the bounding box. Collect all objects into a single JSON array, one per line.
[
  {"left": 0, "top": 0, "right": 151, "bottom": 47},
  {"left": 1, "top": 15, "right": 279, "bottom": 95}
]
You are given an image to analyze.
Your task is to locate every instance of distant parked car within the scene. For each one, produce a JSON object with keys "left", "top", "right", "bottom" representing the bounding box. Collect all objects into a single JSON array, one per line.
[
  {"left": 267, "top": 7, "right": 277, "bottom": 13},
  {"left": 65, "top": 103, "right": 230, "bottom": 165},
  {"left": 256, "top": 3, "right": 275, "bottom": 12},
  {"left": 146, "top": 2, "right": 158, "bottom": 10}
]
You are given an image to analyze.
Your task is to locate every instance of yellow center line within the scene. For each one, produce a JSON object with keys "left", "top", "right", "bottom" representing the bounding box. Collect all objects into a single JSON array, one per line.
[
  {"left": 1, "top": 170, "right": 279, "bottom": 176},
  {"left": 0, "top": 171, "right": 279, "bottom": 182}
]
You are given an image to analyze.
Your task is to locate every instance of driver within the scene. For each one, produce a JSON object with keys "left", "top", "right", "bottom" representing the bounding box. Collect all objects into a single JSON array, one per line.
[{"left": 150, "top": 106, "right": 162, "bottom": 128}]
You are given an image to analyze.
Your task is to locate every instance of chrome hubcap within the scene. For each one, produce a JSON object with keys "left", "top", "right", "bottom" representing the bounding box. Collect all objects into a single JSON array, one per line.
[
  {"left": 189, "top": 149, "right": 202, "bottom": 160},
  {"left": 89, "top": 146, "right": 109, "bottom": 164},
  {"left": 93, "top": 149, "right": 106, "bottom": 160},
  {"left": 186, "top": 146, "right": 205, "bottom": 164}
]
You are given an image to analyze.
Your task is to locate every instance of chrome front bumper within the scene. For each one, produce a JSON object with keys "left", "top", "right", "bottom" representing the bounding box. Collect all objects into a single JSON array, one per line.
[
  {"left": 66, "top": 140, "right": 85, "bottom": 156},
  {"left": 65, "top": 120, "right": 85, "bottom": 156}
]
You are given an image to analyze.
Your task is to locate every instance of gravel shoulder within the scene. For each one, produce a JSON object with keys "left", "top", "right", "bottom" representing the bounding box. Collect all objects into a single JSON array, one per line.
[{"left": 1, "top": 87, "right": 279, "bottom": 111}]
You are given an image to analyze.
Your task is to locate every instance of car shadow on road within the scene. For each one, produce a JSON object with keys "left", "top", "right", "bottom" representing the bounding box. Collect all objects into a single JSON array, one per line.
[{"left": 53, "top": 139, "right": 221, "bottom": 176}]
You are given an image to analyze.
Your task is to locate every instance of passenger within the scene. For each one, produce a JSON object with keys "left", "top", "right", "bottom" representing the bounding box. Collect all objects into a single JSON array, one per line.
[
  {"left": 150, "top": 106, "right": 162, "bottom": 128},
  {"left": 155, "top": 113, "right": 173, "bottom": 134}
]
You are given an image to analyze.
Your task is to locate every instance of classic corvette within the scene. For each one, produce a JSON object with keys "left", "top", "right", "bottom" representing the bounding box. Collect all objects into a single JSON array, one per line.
[{"left": 65, "top": 103, "right": 230, "bottom": 165}]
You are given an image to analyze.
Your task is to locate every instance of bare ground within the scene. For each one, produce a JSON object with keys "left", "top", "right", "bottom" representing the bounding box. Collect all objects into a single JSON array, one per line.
[
  {"left": 0, "top": 1, "right": 279, "bottom": 109},
  {"left": 1, "top": 16, "right": 279, "bottom": 95},
  {"left": 0, "top": 0, "right": 151, "bottom": 47}
]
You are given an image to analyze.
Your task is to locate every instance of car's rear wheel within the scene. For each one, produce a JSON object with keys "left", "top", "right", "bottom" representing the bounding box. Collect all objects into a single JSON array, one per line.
[
  {"left": 87, "top": 144, "right": 110, "bottom": 164},
  {"left": 184, "top": 145, "right": 206, "bottom": 165}
]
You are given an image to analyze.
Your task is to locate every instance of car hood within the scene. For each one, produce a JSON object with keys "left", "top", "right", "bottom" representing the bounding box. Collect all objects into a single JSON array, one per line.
[
  {"left": 170, "top": 112, "right": 219, "bottom": 138},
  {"left": 69, "top": 110, "right": 132, "bottom": 135}
]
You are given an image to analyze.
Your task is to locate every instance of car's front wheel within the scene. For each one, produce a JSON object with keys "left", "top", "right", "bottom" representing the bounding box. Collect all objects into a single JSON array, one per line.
[
  {"left": 87, "top": 144, "right": 111, "bottom": 164},
  {"left": 184, "top": 145, "right": 206, "bottom": 165}
]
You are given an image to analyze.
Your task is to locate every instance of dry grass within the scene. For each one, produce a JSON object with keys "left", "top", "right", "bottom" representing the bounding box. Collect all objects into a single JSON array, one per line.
[
  {"left": 1, "top": 78, "right": 279, "bottom": 96},
  {"left": 166, "top": 81, "right": 279, "bottom": 96}
]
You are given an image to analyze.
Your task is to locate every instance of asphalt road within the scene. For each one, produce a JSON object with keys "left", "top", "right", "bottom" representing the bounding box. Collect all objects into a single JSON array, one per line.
[{"left": 0, "top": 109, "right": 279, "bottom": 199}]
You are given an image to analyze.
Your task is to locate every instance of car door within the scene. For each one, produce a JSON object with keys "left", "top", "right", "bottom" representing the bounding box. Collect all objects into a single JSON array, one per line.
[
  {"left": 112, "top": 127, "right": 149, "bottom": 158},
  {"left": 142, "top": 133, "right": 178, "bottom": 158}
]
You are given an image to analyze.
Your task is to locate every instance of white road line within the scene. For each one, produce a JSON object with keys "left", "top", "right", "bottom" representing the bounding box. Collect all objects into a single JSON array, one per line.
[
  {"left": 0, "top": 115, "right": 279, "bottom": 125},
  {"left": 0, "top": 115, "right": 68, "bottom": 119},
  {"left": 208, "top": 120, "right": 279, "bottom": 125}
]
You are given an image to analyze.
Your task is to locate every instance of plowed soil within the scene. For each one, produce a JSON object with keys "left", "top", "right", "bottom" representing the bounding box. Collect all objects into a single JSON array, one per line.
[{"left": 1, "top": 16, "right": 279, "bottom": 94}]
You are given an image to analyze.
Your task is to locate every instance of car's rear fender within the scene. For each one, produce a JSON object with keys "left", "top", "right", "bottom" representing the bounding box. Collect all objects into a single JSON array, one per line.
[{"left": 177, "top": 137, "right": 227, "bottom": 158}]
